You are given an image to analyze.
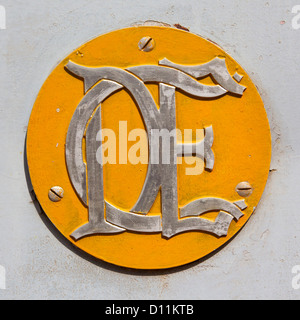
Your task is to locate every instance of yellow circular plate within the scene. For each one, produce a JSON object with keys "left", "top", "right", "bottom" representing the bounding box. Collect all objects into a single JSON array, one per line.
[{"left": 27, "top": 26, "right": 271, "bottom": 270}]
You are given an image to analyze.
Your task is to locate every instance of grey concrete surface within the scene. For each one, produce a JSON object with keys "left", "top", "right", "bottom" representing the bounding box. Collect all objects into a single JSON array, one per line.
[{"left": 0, "top": 0, "right": 300, "bottom": 300}]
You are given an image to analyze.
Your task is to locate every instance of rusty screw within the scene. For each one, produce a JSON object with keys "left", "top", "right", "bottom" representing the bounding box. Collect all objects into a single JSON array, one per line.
[
  {"left": 236, "top": 182, "right": 253, "bottom": 197},
  {"left": 49, "top": 186, "right": 64, "bottom": 202},
  {"left": 138, "top": 37, "right": 155, "bottom": 52}
]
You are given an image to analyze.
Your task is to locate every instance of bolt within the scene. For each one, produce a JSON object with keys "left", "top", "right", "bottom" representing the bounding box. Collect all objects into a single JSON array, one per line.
[
  {"left": 49, "top": 186, "right": 64, "bottom": 202},
  {"left": 236, "top": 182, "right": 253, "bottom": 198},
  {"left": 138, "top": 37, "right": 155, "bottom": 52}
]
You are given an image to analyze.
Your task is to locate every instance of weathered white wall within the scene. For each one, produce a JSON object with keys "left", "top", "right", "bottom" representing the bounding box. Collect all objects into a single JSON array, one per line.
[{"left": 0, "top": 0, "right": 300, "bottom": 300}]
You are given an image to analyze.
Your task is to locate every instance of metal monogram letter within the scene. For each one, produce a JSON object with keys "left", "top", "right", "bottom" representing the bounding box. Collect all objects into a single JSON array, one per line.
[{"left": 65, "top": 58, "right": 247, "bottom": 240}]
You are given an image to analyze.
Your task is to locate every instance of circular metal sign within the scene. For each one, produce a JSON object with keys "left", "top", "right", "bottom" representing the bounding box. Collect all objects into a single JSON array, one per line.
[{"left": 27, "top": 26, "right": 271, "bottom": 269}]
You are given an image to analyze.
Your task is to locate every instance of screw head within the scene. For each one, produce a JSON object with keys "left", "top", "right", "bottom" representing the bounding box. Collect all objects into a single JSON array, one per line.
[
  {"left": 138, "top": 37, "right": 155, "bottom": 52},
  {"left": 236, "top": 182, "right": 253, "bottom": 197},
  {"left": 49, "top": 186, "right": 64, "bottom": 202}
]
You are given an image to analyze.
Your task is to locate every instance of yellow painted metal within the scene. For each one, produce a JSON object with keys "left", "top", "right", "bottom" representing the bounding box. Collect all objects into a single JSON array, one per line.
[{"left": 26, "top": 26, "right": 272, "bottom": 269}]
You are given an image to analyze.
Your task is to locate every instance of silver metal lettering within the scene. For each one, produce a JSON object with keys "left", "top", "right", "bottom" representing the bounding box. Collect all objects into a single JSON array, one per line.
[
  {"left": 70, "top": 108, "right": 125, "bottom": 241},
  {"left": 65, "top": 58, "right": 246, "bottom": 240}
]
